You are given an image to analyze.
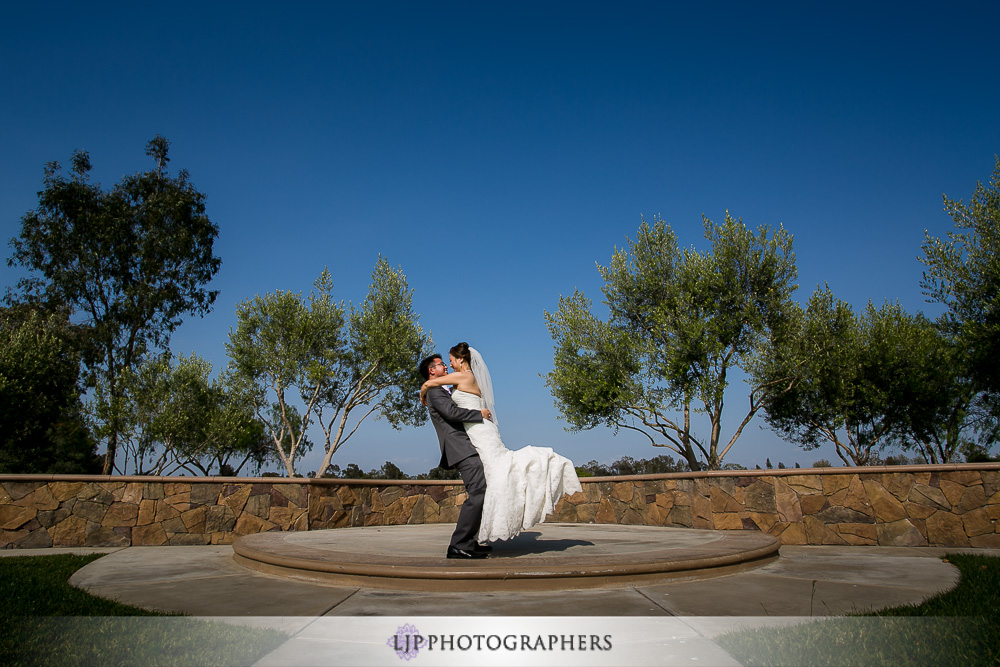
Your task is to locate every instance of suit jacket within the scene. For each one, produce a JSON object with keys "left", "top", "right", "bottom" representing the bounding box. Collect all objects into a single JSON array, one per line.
[{"left": 425, "top": 386, "right": 483, "bottom": 469}]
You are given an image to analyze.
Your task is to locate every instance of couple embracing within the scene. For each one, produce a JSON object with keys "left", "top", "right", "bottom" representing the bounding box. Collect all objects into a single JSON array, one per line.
[{"left": 418, "top": 342, "right": 583, "bottom": 559}]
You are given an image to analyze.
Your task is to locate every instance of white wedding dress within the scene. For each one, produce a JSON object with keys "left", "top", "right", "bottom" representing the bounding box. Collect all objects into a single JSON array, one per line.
[{"left": 452, "top": 389, "right": 583, "bottom": 542}]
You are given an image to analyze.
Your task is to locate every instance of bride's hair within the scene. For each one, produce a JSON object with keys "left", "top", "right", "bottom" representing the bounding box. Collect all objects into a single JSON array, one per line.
[{"left": 449, "top": 342, "right": 472, "bottom": 369}]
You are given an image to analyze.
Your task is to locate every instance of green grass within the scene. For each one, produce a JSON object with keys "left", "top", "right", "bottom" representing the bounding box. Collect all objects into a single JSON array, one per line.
[
  {"left": 0, "top": 553, "right": 288, "bottom": 666},
  {"left": 716, "top": 553, "right": 1000, "bottom": 666}
]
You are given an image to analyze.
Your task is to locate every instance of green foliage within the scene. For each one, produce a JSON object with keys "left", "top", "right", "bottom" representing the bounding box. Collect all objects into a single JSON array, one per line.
[
  {"left": 323, "top": 460, "right": 413, "bottom": 479},
  {"left": 0, "top": 308, "right": 99, "bottom": 473},
  {"left": 961, "top": 443, "right": 998, "bottom": 463},
  {"left": 227, "top": 259, "right": 431, "bottom": 477},
  {"left": 413, "top": 465, "right": 463, "bottom": 481},
  {"left": 915, "top": 157, "right": 1000, "bottom": 462},
  {"left": 544, "top": 289, "right": 639, "bottom": 433},
  {"left": 576, "top": 454, "right": 689, "bottom": 477},
  {"left": 6, "top": 137, "right": 221, "bottom": 474},
  {"left": 376, "top": 460, "right": 409, "bottom": 480},
  {"left": 226, "top": 278, "right": 337, "bottom": 476},
  {"left": 109, "top": 353, "right": 271, "bottom": 475},
  {"left": 757, "top": 286, "right": 994, "bottom": 465},
  {"left": 323, "top": 463, "right": 368, "bottom": 479},
  {"left": 880, "top": 454, "right": 928, "bottom": 466},
  {"left": 921, "top": 156, "right": 1000, "bottom": 399},
  {"left": 885, "top": 323, "right": 995, "bottom": 463},
  {"left": 546, "top": 213, "right": 798, "bottom": 470}
]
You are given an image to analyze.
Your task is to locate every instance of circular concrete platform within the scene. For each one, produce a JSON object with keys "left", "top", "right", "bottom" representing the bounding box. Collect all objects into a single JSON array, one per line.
[{"left": 232, "top": 523, "right": 780, "bottom": 591}]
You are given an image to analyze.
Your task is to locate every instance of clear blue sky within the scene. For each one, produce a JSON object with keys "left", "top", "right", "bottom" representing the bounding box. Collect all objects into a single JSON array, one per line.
[{"left": 2, "top": 2, "right": 998, "bottom": 474}]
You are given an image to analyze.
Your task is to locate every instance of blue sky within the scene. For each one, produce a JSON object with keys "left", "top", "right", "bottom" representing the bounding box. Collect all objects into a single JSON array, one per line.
[{"left": 2, "top": 2, "right": 998, "bottom": 475}]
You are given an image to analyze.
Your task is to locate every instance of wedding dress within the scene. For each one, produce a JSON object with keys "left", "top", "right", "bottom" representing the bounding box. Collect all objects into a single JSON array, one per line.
[{"left": 451, "top": 389, "right": 583, "bottom": 542}]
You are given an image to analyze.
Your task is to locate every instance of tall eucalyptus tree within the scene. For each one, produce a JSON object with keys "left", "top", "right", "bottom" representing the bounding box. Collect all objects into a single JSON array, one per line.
[{"left": 8, "top": 137, "right": 221, "bottom": 473}]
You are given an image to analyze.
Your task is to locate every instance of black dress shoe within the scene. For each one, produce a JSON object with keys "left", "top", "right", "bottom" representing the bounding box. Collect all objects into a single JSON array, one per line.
[
  {"left": 474, "top": 544, "right": 492, "bottom": 553},
  {"left": 447, "top": 546, "right": 487, "bottom": 559}
]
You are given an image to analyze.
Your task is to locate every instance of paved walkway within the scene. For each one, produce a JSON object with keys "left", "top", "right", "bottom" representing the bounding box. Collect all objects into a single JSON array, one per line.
[{"left": 5, "top": 525, "right": 997, "bottom": 665}]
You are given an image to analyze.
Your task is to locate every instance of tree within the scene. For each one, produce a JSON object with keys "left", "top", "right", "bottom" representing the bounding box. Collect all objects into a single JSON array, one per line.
[
  {"left": 921, "top": 156, "right": 1000, "bottom": 400},
  {"left": 0, "top": 307, "right": 100, "bottom": 473},
  {"left": 225, "top": 278, "right": 331, "bottom": 477},
  {"left": 545, "top": 213, "right": 798, "bottom": 470},
  {"left": 321, "top": 462, "right": 393, "bottom": 479},
  {"left": 414, "top": 465, "right": 462, "bottom": 481},
  {"left": 374, "top": 461, "right": 408, "bottom": 480},
  {"left": 575, "top": 455, "right": 689, "bottom": 477},
  {"left": 885, "top": 319, "right": 997, "bottom": 463},
  {"left": 755, "top": 288, "right": 969, "bottom": 466},
  {"left": 7, "top": 137, "right": 221, "bottom": 473},
  {"left": 226, "top": 259, "right": 431, "bottom": 477},
  {"left": 961, "top": 443, "right": 998, "bottom": 463},
  {"left": 340, "top": 463, "right": 369, "bottom": 479},
  {"left": 111, "top": 353, "right": 271, "bottom": 475},
  {"left": 198, "top": 371, "right": 274, "bottom": 476},
  {"left": 758, "top": 288, "right": 887, "bottom": 465}
]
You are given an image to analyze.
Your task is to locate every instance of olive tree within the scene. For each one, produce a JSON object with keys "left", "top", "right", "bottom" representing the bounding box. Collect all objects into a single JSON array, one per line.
[
  {"left": 110, "top": 353, "right": 270, "bottom": 476},
  {"left": 7, "top": 137, "right": 221, "bottom": 473},
  {"left": 756, "top": 290, "right": 896, "bottom": 466},
  {"left": 226, "top": 259, "right": 431, "bottom": 477},
  {"left": 887, "top": 322, "right": 996, "bottom": 463},
  {"left": 545, "top": 214, "right": 798, "bottom": 470},
  {"left": 755, "top": 288, "right": 990, "bottom": 465},
  {"left": 921, "top": 157, "right": 1000, "bottom": 458},
  {"left": 921, "top": 155, "right": 1000, "bottom": 409}
]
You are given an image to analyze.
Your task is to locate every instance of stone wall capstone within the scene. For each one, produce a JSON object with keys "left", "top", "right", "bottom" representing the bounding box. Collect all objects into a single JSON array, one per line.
[{"left": 2, "top": 463, "right": 998, "bottom": 548}]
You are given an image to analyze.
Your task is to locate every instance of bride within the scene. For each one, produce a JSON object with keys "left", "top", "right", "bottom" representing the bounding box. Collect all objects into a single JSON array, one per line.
[{"left": 420, "top": 342, "right": 583, "bottom": 542}]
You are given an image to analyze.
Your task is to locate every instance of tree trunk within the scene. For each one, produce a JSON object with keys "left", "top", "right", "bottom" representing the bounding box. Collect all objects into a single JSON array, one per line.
[{"left": 102, "top": 431, "right": 117, "bottom": 474}]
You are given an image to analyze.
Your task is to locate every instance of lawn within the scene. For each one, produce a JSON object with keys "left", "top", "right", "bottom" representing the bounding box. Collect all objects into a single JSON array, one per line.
[
  {"left": 0, "top": 553, "right": 288, "bottom": 666},
  {"left": 716, "top": 553, "right": 1000, "bottom": 666}
]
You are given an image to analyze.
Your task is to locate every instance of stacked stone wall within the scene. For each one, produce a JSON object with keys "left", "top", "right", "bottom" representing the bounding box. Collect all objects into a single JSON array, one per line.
[
  {"left": 307, "top": 482, "right": 466, "bottom": 530},
  {"left": 550, "top": 466, "right": 1000, "bottom": 547},
  {"left": 2, "top": 464, "right": 998, "bottom": 548},
  {"left": 0, "top": 479, "right": 308, "bottom": 548}
]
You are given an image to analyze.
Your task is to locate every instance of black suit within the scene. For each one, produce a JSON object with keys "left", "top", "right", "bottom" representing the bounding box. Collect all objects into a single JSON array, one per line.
[{"left": 425, "top": 386, "right": 486, "bottom": 550}]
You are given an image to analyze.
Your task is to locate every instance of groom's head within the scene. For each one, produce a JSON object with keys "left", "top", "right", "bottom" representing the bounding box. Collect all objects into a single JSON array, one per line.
[{"left": 419, "top": 354, "right": 447, "bottom": 380}]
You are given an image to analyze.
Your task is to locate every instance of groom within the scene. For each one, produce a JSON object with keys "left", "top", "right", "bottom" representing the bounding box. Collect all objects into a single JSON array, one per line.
[{"left": 419, "top": 353, "right": 492, "bottom": 559}]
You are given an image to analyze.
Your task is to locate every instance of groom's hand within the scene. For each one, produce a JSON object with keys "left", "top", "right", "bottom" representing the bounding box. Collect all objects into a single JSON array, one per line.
[{"left": 481, "top": 409, "right": 492, "bottom": 421}]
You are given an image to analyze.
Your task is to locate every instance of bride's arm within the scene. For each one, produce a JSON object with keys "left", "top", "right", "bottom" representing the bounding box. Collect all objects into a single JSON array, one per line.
[
  {"left": 424, "top": 386, "right": 488, "bottom": 423},
  {"left": 420, "top": 371, "right": 478, "bottom": 403},
  {"left": 422, "top": 371, "right": 468, "bottom": 389}
]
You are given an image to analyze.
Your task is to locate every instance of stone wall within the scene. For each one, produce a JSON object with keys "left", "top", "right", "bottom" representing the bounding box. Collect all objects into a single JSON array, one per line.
[
  {"left": 0, "top": 479, "right": 309, "bottom": 548},
  {"left": 550, "top": 465, "right": 1000, "bottom": 548},
  {"left": 2, "top": 463, "right": 998, "bottom": 548},
  {"left": 308, "top": 482, "right": 466, "bottom": 530}
]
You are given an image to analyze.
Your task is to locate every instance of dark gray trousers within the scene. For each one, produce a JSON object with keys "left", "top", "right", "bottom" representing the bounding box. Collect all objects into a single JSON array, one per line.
[{"left": 450, "top": 453, "right": 486, "bottom": 550}]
